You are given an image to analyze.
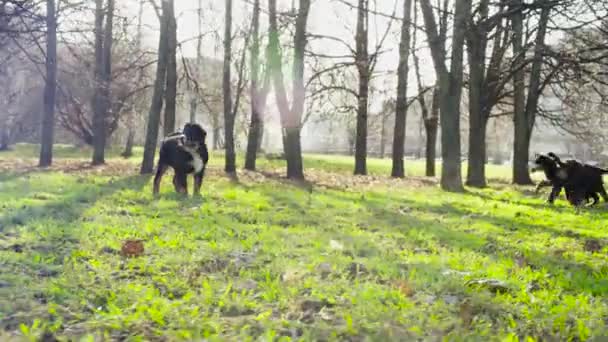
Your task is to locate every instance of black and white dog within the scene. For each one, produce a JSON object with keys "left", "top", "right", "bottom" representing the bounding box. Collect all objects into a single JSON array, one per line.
[{"left": 153, "top": 123, "right": 209, "bottom": 196}]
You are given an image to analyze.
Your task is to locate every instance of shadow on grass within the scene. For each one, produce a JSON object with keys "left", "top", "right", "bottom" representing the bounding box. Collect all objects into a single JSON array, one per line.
[
  {"left": 358, "top": 195, "right": 608, "bottom": 296},
  {"left": 0, "top": 174, "right": 151, "bottom": 233}
]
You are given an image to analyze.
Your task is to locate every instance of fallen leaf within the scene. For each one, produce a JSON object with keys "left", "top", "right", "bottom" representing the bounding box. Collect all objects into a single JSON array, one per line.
[
  {"left": 121, "top": 239, "right": 144, "bottom": 258},
  {"left": 393, "top": 280, "right": 415, "bottom": 297}
]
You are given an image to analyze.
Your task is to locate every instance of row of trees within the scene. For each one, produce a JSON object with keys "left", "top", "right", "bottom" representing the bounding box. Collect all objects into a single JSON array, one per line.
[{"left": 2, "top": 0, "right": 608, "bottom": 193}]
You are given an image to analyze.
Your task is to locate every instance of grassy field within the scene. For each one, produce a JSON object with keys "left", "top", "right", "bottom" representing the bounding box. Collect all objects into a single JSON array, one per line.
[{"left": 1, "top": 144, "right": 607, "bottom": 341}]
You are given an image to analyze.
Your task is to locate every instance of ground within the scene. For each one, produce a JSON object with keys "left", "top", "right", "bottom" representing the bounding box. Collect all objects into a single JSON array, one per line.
[{"left": 1, "top": 144, "right": 608, "bottom": 341}]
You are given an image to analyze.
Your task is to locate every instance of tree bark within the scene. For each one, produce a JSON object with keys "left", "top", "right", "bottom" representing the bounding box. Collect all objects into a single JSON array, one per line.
[
  {"left": 245, "top": 0, "right": 269, "bottom": 171},
  {"left": 391, "top": 0, "right": 413, "bottom": 178},
  {"left": 465, "top": 13, "right": 487, "bottom": 187},
  {"left": 163, "top": 0, "right": 177, "bottom": 136},
  {"left": 223, "top": 0, "right": 236, "bottom": 174},
  {"left": 419, "top": 0, "right": 469, "bottom": 192},
  {"left": 268, "top": 0, "right": 309, "bottom": 180},
  {"left": 190, "top": 0, "right": 203, "bottom": 124},
  {"left": 92, "top": 0, "right": 114, "bottom": 166},
  {"left": 511, "top": 1, "right": 549, "bottom": 185},
  {"left": 39, "top": 0, "right": 57, "bottom": 167},
  {"left": 123, "top": 0, "right": 145, "bottom": 158},
  {"left": 140, "top": 4, "right": 170, "bottom": 174},
  {"left": 425, "top": 115, "right": 438, "bottom": 177},
  {"left": 354, "top": 0, "right": 369, "bottom": 176}
]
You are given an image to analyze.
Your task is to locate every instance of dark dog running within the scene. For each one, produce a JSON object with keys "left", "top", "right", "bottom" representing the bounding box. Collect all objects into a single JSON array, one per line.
[
  {"left": 153, "top": 123, "right": 209, "bottom": 196},
  {"left": 548, "top": 153, "right": 608, "bottom": 206},
  {"left": 532, "top": 153, "right": 608, "bottom": 206}
]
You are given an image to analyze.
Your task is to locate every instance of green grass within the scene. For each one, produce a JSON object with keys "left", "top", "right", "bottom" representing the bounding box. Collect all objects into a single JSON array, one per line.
[{"left": 0, "top": 144, "right": 606, "bottom": 341}]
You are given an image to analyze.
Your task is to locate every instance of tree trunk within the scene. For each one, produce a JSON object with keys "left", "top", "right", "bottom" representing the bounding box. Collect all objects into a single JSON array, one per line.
[
  {"left": 267, "top": 0, "right": 309, "bottom": 180},
  {"left": 140, "top": 4, "right": 170, "bottom": 174},
  {"left": 511, "top": 0, "right": 535, "bottom": 185},
  {"left": 467, "top": 113, "right": 488, "bottom": 187},
  {"left": 223, "top": 0, "right": 236, "bottom": 174},
  {"left": 39, "top": 0, "right": 57, "bottom": 167},
  {"left": 425, "top": 117, "right": 438, "bottom": 177},
  {"left": 122, "top": 124, "right": 135, "bottom": 158},
  {"left": 0, "top": 127, "right": 10, "bottom": 151},
  {"left": 245, "top": 0, "right": 263, "bottom": 171},
  {"left": 123, "top": 0, "right": 145, "bottom": 158},
  {"left": 379, "top": 114, "right": 386, "bottom": 159},
  {"left": 285, "top": 127, "right": 304, "bottom": 179},
  {"left": 91, "top": 0, "right": 104, "bottom": 165},
  {"left": 511, "top": 0, "right": 528, "bottom": 184},
  {"left": 163, "top": 0, "right": 177, "bottom": 136},
  {"left": 466, "top": 44, "right": 487, "bottom": 187},
  {"left": 420, "top": 0, "right": 469, "bottom": 192},
  {"left": 190, "top": 0, "right": 203, "bottom": 124},
  {"left": 391, "top": 0, "right": 413, "bottom": 178},
  {"left": 212, "top": 120, "right": 220, "bottom": 150},
  {"left": 92, "top": 0, "right": 114, "bottom": 166},
  {"left": 354, "top": 0, "right": 369, "bottom": 176}
]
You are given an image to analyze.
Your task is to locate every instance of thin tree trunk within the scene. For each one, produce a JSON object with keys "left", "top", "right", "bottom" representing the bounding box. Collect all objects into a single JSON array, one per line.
[
  {"left": 190, "top": 0, "right": 203, "bottom": 124},
  {"left": 268, "top": 0, "right": 309, "bottom": 180},
  {"left": 425, "top": 116, "right": 438, "bottom": 177},
  {"left": 92, "top": 0, "right": 114, "bottom": 165},
  {"left": 140, "top": 5, "right": 170, "bottom": 174},
  {"left": 91, "top": 0, "right": 104, "bottom": 165},
  {"left": 354, "top": 0, "right": 369, "bottom": 176},
  {"left": 123, "top": 0, "right": 145, "bottom": 158},
  {"left": 245, "top": 0, "right": 267, "bottom": 171},
  {"left": 467, "top": 113, "right": 488, "bottom": 186},
  {"left": 163, "top": 0, "right": 177, "bottom": 136},
  {"left": 514, "top": 3, "right": 550, "bottom": 185},
  {"left": 420, "top": 0, "right": 469, "bottom": 192},
  {"left": 223, "top": 0, "right": 236, "bottom": 174},
  {"left": 379, "top": 114, "right": 386, "bottom": 159},
  {"left": 466, "top": 35, "right": 487, "bottom": 187},
  {"left": 412, "top": 0, "right": 437, "bottom": 178},
  {"left": 391, "top": 0, "right": 413, "bottom": 178},
  {"left": 39, "top": 0, "right": 57, "bottom": 167}
]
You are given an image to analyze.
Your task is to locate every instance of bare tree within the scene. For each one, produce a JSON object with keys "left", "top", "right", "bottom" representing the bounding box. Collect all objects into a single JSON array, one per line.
[
  {"left": 92, "top": 0, "right": 115, "bottom": 165},
  {"left": 268, "top": 0, "right": 310, "bottom": 179},
  {"left": 122, "top": 0, "right": 146, "bottom": 158},
  {"left": 511, "top": 0, "right": 550, "bottom": 185},
  {"left": 163, "top": 0, "right": 176, "bottom": 136},
  {"left": 223, "top": 0, "right": 236, "bottom": 174},
  {"left": 39, "top": 0, "right": 56, "bottom": 167},
  {"left": 353, "top": 0, "right": 369, "bottom": 175},
  {"left": 244, "top": 0, "right": 271, "bottom": 171},
  {"left": 412, "top": 0, "right": 445, "bottom": 178},
  {"left": 391, "top": 0, "right": 413, "bottom": 178},
  {"left": 465, "top": 0, "right": 511, "bottom": 187},
  {"left": 141, "top": 1, "right": 170, "bottom": 174},
  {"left": 420, "top": 0, "right": 471, "bottom": 191}
]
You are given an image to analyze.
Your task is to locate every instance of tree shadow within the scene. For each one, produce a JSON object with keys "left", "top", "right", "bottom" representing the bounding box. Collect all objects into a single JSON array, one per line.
[
  {"left": 357, "top": 196, "right": 608, "bottom": 296},
  {"left": 0, "top": 174, "right": 151, "bottom": 233}
]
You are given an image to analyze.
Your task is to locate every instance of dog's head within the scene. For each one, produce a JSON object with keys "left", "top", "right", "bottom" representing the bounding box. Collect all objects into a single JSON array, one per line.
[
  {"left": 182, "top": 123, "right": 207, "bottom": 148},
  {"left": 531, "top": 153, "right": 556, "bottom": 173}
]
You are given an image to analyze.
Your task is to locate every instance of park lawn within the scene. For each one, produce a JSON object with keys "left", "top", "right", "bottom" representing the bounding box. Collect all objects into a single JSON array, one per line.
[{"left": 0, "top": 145, "right": 607, "bottom": 341}]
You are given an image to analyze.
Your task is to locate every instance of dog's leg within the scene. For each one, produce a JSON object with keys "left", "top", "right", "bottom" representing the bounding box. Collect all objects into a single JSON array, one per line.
[
  {"left": 590, "top": 192, "right": 600, "bottom": 206},
  {"left": 193, "top": 172, "right": 203, "bottom": 196},
  {"left": 153, "top": 164, "right": 168, "bottom": 195},
  {"left": 174, "top": 171, "right": 188, "bottom": 195},
  {"left": 547, "top": 186, "right": 562, "bottom": 204},
  {"left": 598, "top": 185, "right": 608, "bottom": 203},
  {"left": 535, "top": 180, "right": 551, "bottom": 194}
]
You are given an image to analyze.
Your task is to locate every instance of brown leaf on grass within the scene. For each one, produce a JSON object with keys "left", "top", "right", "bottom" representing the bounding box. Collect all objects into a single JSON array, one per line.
[
  {"left": 393, "top": 280, "right": 415, "bottom": 297},
  {"left": 121, "top": 239, "right": 144, "bottom": 258}
]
